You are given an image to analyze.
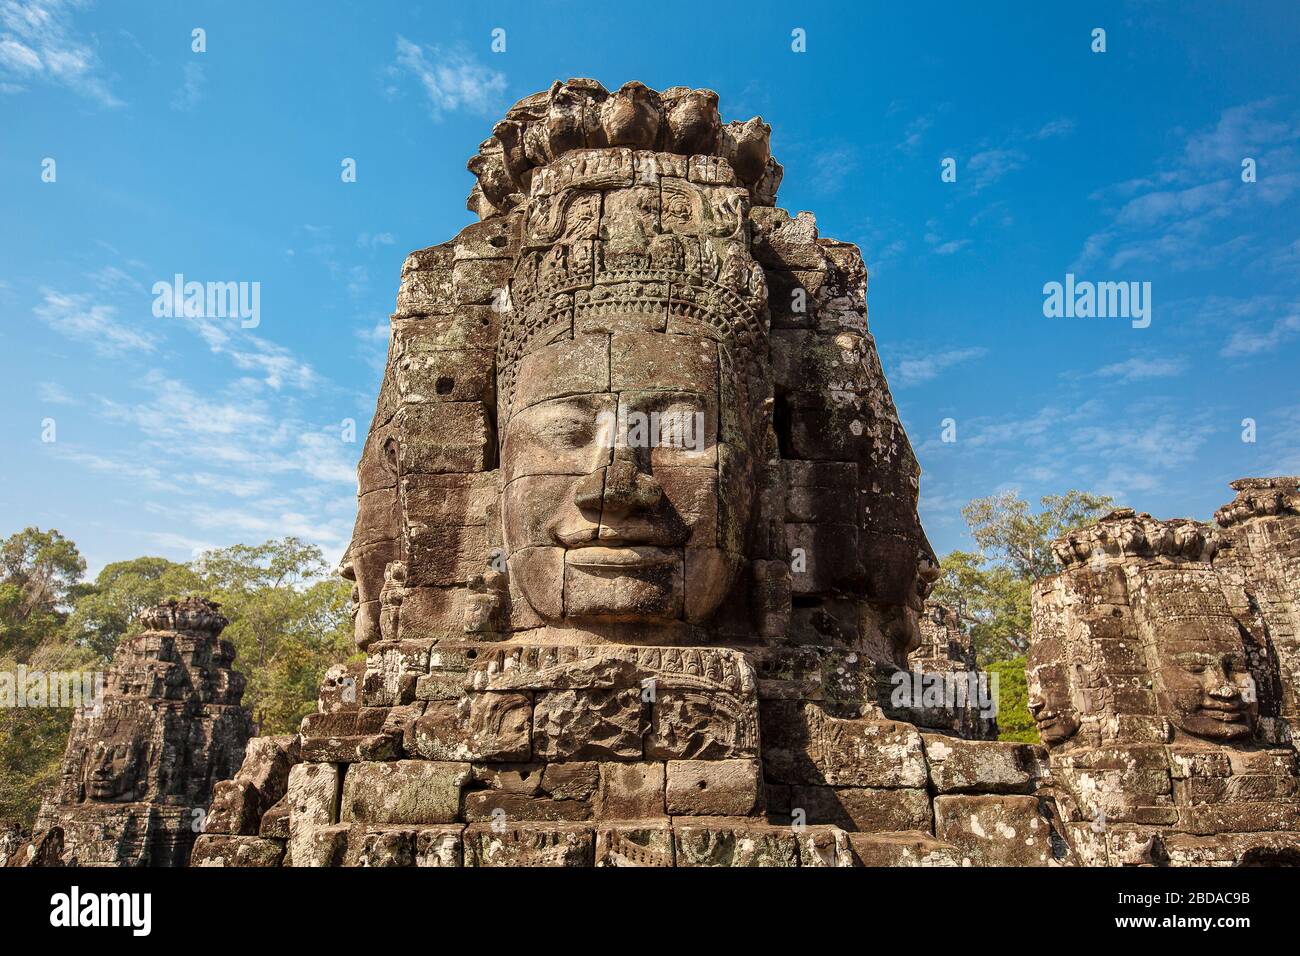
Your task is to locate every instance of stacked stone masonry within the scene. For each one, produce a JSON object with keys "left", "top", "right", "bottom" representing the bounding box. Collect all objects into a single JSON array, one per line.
[
  {"left": 10, "top": 599, "right": 252, "bottom": 867},
  {"left": 180, "top": 80, "right": 1300, "bottom": 868}
]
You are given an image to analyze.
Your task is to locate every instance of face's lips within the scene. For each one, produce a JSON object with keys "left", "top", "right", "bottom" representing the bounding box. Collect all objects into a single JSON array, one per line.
[{"left": 565, "top": 545, "right": 678, "bottom": 571}]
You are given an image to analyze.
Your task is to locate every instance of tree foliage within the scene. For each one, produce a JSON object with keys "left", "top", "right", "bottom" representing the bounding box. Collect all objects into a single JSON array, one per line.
[
  {"left": 0, "top": 529, "right": 354, "bottom": 829},
  {"left": 961, "top": 490, "right": 1115, "bottom": 581},
  {"left": 0, "top": 528, "right": 86, "bottom": 661},
  {"left": 987, "top": 656, "right": 1037, "bottom": 743},
  {"left": 64, "top": 557, "right": 200, "bottom": 658},
  {"left": 935, "top": 492, "right": 1115, "bottom": 742},
  {"left": 930, "top": 550, "right": 1032, "bottom": 661}
]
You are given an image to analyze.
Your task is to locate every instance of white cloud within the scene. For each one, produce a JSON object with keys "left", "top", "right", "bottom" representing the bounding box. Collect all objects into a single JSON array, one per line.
[
  {"left": 967, "top": 148, "right": 1026, "bottom": 190},
  {"left": 1221, "top": 310, "right": 1300, "bottom": 358},
  {"left": 35, "top": 289, "right": 157, "bottom": 355},
  {"left": 1093, "top": 355, "right": 1189, "bottom": 383},
  {"left": 389, "top": 36, "right": 507, "bottom": 119},
  {"left": 38, "top": 380, "right": 77, "bottom": 404},
  {"left": 0, "top": 0, "right": 121, "bottom": 106},
  {"left": 170, "top": 60, "right": 203, "bottom": 111},
  {"left": 182, "top": 314, "right": 318, "bottom": 391},
  {"left": 1074, "top": 99, "right": 1300, "bottom": 272},
  {"left": 892, "top": 347, "right": 988, "bottom": 387}
]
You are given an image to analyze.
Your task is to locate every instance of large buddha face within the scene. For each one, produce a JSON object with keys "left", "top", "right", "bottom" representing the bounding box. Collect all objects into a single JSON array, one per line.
[
  {"left": 1152, "top": 621, "right": 1257, "bottom": 741},
  {"left": 500, "top": 330, "right": 755, "bottom": 628}
]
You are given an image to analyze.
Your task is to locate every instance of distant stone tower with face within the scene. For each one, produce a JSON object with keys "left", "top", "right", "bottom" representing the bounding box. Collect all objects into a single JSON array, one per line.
[{"left": 29, "top": 599, "right": 252, "bottom": 867}]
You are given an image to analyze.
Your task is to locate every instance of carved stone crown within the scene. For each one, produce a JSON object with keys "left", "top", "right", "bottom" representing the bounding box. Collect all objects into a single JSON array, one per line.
[
  {"left": 1052, "top": 509, "right": 1219, "bottom": 569},
  {"left": 467, "top": 79, "right": 784, "bottom": 217},
  {"left": 137, "top": 598, "right": 228, "bottom": 635},
  {"left": 496, "top": 144, "right": 772, "bottom": 419},
  {"left": 1214, "top": 476, "right": 1300, "bottom": 527}
]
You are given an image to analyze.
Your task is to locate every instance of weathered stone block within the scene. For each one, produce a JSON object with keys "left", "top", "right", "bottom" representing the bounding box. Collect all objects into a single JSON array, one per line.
[
  {"left": 286, "top": 762, "right": 340, "bottom": 865},
  {"left": 412, "top": 693, "right": 532, "bottom": 762},
  {"left": 340, "top": 760, "right": 470, "bottom": 825},
  {"left": 463, "top": 822, "right": 595, "bottom": 866},
  {"left": 533, "top": 688, "right": 646, "bottom": 760},
  {"left": 761, "top": 702, "right": 928, "bottom": 788},
  {"left": 596, "top": 762, "right": 666, "bottom": 818},
  {"left": 922, "top": 736, "right": 1044, "bottom": 794},
  {"left": 595, "top": 823, "right": 675, "bottom": 866},
  {"left": 932, "top": 795, "right": 1073, "bottom": 867},
  {"left": 204, "top": 779, "right": 261, "bottom": 835},
  {"left": 791, "top": 785, "right": 932, "bottom": 833},
  {"left": 462, "top": 790, "right": 592, "bottom": 822},
  {"left": 673, "top": 819, "right": 799, "bottom": 867},
  {"left": 846, "top": 831, "right": 962, "bottom": 867},
  {"left": 666, "top": 759, "right": 761, "bottom": 816},
  {"left": 797, "top": 826, "right": 855, "bottom": 867},
  {"left": 191, "top": 834, "right": 285, "bottom": 868},
  {"left": 415, "top": 826, "right": 465, "bottom": 866}
]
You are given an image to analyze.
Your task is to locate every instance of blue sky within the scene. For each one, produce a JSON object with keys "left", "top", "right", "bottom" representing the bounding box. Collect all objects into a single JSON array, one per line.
[{"left": 2, "top": 0, "right": 1298, "bottom": 576}]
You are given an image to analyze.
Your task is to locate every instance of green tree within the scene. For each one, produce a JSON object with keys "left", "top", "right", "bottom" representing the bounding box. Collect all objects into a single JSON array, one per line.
[
  {"left": 934, "top": 491, "right": 1115, "bottom": 741},
  {"left": 0, "top": 639, "right": 100, "bottom": 827},
  {"left": 0, "top": 528, "right": 91, "bottom": 828},
  {"left": 64, "top": 557, "right": 200, "bottom": 658},
  {"left": 961, "top": 490, "right": 1114, "bottom": 581},
  {"left": 193, "top": 538, "right": 353, "bottom": 734},
  {"left": 987, "top": 656, "right": 1037, "bottom": 743},
  {"left": 930, "top": 550, "right": 1032, "bottom": 662},
  {"left": 0, "top": 528, "right": 86, "bottom": 660}
]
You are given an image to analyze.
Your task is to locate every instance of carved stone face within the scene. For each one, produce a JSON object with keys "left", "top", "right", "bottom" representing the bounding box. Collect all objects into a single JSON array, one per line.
[
  {"left": 501, "top": 331, "right": 754, "bottom": 627},
  {"left": 84, "top": 721, "right": 147, "bottom": 802},
  {"left": 1026, "top": 661, "right": 1081, "bottom": 747},
  {"left": 1153, "top": 627, "right": 1257, "bottom": 741},
  {"left": 342, "top": 419, "right": 399, "bottom": 647}
]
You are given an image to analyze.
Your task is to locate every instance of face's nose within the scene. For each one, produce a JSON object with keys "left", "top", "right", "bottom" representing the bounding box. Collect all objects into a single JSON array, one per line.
[
  {"left": 1206, "top": 658, "right": 1242, "bottom": 700},
  {"left": 574, "top": 447, "right": 663, "bottom": 516}
]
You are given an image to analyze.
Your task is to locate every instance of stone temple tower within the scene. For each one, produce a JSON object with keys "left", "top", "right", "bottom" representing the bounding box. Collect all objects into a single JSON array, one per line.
[
  {"left": 195, "top": 81, "right": 1072, "bottom": 868},
  {"left": 29, "top": 599, "right": 252, "bottom": 866}
]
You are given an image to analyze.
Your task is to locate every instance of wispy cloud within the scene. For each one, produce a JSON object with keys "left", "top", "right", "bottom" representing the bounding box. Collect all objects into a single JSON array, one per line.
[
  {"left": 387, "top": 36, "right": 507, "bottom": 120},
  {"left": 171, "top": 60, "right": 203, "bottom": 111},
  {"left": 0, "top": 0, "right": 121, "bottom": 106},
  {"left": 35, "top": 289, "right": 156, "bottom": 355},
  {"left": 1075, "top": 99, "right": 1300, "bottom": 273},
  {"left": 1092, "top": 355, "right": 1189, "bottom": 383},
  {"left": 38, "top": 380, "right": 77, "bottom": 404},
  {"left": 1221, "top": 309, "right": 1300, "bottom": 358},
  {"left": 891, "top": 346, "right": 988, "bottom": 387},
  {"left": 967, "top": 148, "right": 1026, "bottom": 190}
]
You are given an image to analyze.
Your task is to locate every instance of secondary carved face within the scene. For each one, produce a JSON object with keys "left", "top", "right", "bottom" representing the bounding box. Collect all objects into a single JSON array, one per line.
[
  {"left": 84, "top": 723, "right": 147, "bottom": 802},
  {"left": 1153, "top": 627, "right": 1257, "bottom": 741},
  {"left": 1026, "top": 661, "right": 1082, "bottom": 747},
  {"left": 500, "top": 331, "right": 753, "bottom": 627}
]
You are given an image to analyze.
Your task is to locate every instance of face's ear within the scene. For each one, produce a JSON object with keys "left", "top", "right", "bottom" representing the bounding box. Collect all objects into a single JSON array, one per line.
[{"left": 381, "top": 433, "right": 398, "bottom": 475}]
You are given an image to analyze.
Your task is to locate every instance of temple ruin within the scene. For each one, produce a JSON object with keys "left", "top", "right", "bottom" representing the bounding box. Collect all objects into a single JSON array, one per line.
[
  {"left": 1030, "top": 479, "right": 1300, "bottom": 865},
  {"left": 11, "top": 598, "right": 252, "bottom": 866},
  {"left": 0, "top": 79, "right": 1241, "bottom": 867}
]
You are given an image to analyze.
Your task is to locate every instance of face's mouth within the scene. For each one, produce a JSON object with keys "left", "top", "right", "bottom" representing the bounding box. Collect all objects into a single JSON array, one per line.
[
  {"left": 565, "top": 545, "right": 678, "bottom": 571},
  {"left": 1199, "top": 702, "right": 1247, "bottom": 721}
]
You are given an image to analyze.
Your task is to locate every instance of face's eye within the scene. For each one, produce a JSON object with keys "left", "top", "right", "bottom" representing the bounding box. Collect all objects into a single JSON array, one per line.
[{"left": 535, "top": 413, "right": 595, "bottom": 449}]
